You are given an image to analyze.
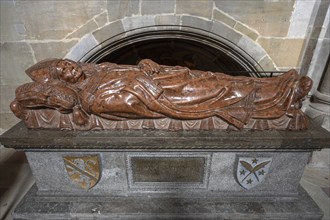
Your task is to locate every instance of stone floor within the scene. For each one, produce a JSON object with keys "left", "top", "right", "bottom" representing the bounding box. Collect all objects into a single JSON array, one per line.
[{"left": 0, "top": 150, "right": 329, "bottom": 220}]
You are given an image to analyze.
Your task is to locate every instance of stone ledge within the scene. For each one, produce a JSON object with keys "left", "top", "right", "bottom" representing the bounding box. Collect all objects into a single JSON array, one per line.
[
  {"left": 12, "top": 184, "right": 323, "bottom": 220},
  {"left": 0, "top": 120, "right": 328, "bottom": 150}
]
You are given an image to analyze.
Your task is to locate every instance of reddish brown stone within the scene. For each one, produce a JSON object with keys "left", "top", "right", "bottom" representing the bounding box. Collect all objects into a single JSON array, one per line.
[{"left": 10, "top": 59, "right": 312, "bottom": 131}]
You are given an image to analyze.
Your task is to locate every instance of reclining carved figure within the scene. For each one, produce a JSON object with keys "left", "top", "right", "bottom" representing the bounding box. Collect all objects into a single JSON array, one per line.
[{"left": 10, "top": 59, "right": 312, "bottom": 130}]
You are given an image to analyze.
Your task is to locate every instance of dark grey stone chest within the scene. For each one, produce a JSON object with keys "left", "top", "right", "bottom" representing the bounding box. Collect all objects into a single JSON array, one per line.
[{"left": 1, "top": 121, "right": 329, "bottom": 220}]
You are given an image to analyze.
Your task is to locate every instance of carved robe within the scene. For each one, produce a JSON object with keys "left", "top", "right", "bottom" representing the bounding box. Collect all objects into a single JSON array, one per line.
[
  {"left": 79, "top": 64, "right": 302, "bottom": 128},
  {"left": 10, "top": 59, "right": 311, "bottom": 130}
]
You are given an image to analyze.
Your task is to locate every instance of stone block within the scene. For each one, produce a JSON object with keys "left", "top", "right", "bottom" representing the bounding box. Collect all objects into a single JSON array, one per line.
[
  {"left": 9, "top": 0, "right": 106, "bottom": 40},
  {"left": 313, "top": 39, "right": 330, "bottom": 71},
  {"left": 237, "top": 36, "right": 266, "bottom": 64},
  {"left": 107, "top": 0, "right": 140, "bottom": 22},
  {"left": 308, "top": 148, "right": 330, "bottom": 168},
  {"left": 0, "top": 1, "right": 24, "bottom": 42},
  {"left": 215, "top": 1, "right": 294, "bottom": 37},
  {"left": 0, "top": 42, "right": 34, "bottom": 85},
  {"left": 257, "top": 55, "right": 276, "bottom": 71},
  {"left": 11, "top": 1, "right": 106, "bottom": 40},
  {"left": 65, "top": 33, "right": 101, "bottom": 62},
  {"left": 94, "top": 11, "right": 109, "bottom": 27},
  {"left": 66, "top": 20, "right": 98, "bottom": 39},
  {"left": 30, "top": 40, "right": 78, "bottom": 62},
  {"left": 155, "top": 15, "right": 181, "bottom": 25},
  {"left": 181, "top": 16, "right": 213, "bottom": 32},
  {"left": 176, "top": 0, "right": 213, "bottom": 19},
  {"left": 0, "top": 113, "right": 20, "bottom": 131},
  {"left": 23, "top": 150, "right": 311, "bottom": 197},
  {"left": 307, "top": 38, "right": 330, "bottom": 94},
  {"left": 305, "top": 102, "right": 330, "bottom": 132},
  {"left": 287, "top": 0, "right": 316, "bottom": 38},
  {"left": 211, "top": 21, "right": 243, "bottom": 45},
  {"left": 319, "top": 64, "right": 330, "bottom": 96},
  {"left": 0, "top": 85, "right": 17, "bottom": 113},
  {"left": 122, "top": 16, "right": 156, "bottom": 31},
  {"left": 213, "top": 9, "right": 236, "bottom": 28},
  {"left": 92, "top": 20, "right": 124, "bottom": 44},
  {"left": 258, "top": 38, "right": 305, "bottom": 68},
  {"left": 141, "top": 0, "right": 175, "bottom": 15},
  {"left": 234, "top": 22, "right": 259, "bottom": 41}
]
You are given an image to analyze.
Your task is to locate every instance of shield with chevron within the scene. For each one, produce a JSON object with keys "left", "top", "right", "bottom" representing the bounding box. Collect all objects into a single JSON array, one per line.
[{"left": 236, "top": 157, "right": 272, "bottom": 190}]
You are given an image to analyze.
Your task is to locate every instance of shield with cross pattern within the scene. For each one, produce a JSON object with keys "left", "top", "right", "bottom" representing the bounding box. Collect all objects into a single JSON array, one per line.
[{"left": 236, "top": 157, "right": 272, "bottom": 190}]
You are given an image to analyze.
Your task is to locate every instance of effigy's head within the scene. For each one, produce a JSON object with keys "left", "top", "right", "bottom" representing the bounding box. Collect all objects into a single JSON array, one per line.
[
  {"left": 55, "top": 59, "right": 85, "bottom": 83},
  {"left": 26, "top": 59, "right": 85, "bottom": 84}
]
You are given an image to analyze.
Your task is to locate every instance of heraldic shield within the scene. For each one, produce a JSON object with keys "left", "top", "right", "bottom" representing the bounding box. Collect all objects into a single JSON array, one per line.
[
  {"left": 63, "top": 155, "right": 101, "bottom": 190},
  {"left": 236, "top": 157, "right": 272, "bottom": 190}
]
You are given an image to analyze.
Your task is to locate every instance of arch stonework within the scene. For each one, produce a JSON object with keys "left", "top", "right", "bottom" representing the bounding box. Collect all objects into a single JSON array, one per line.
[{"left": 65, "top": 15, "right": 277, "bottom": 71}]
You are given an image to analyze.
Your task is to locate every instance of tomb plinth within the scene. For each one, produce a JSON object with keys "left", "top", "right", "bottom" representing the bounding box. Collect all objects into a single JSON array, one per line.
[
  {"left": 1, "top": 58, "right": 329, "bottom": 219},
  {"left": 1, "top": 120, "right": 329, "bottom": 220}
]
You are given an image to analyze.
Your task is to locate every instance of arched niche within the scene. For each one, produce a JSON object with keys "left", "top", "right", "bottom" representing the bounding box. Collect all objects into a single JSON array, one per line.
[{"left": 65, "top": 16, "right": 276, "bottom": 77}]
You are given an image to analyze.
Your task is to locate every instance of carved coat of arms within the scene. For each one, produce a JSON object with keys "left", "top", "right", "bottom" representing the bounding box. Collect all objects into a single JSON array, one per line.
[
  {"left": 236, "top": 157, "right": 272, "bottom": 189},
  {"left": 63, "top": 155, "right": 100, "bottom": 190}
]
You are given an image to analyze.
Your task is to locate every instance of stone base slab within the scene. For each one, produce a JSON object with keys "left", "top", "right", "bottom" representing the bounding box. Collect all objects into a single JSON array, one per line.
[{"left": 13, "top": 184, "right": 323, "bottom": 220}]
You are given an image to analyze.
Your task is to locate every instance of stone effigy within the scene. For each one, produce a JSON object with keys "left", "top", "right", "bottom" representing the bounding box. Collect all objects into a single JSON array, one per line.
[{"left": 10, "top": 59, "right": 312, "bottom": 130}]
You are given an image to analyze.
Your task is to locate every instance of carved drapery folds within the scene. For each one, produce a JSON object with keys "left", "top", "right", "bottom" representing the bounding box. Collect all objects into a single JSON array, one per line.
[{"left": 10, "top": 59, "right": 312, "bottom": 131}]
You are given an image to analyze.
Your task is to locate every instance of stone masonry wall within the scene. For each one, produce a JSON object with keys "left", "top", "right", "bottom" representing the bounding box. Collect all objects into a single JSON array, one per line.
[{"left": 0, "top": 0, "right": 325, "bottom": 131}]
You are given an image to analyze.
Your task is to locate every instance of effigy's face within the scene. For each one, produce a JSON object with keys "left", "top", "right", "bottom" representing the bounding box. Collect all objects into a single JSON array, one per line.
[{"left": 56, "top": 60, "right": 84, "bottom": 84}]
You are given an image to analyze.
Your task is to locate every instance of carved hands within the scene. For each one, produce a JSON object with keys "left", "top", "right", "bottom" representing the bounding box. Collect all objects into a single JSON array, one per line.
[{"left": 138, "top": 59, "right": 163, "bottom": 76}]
